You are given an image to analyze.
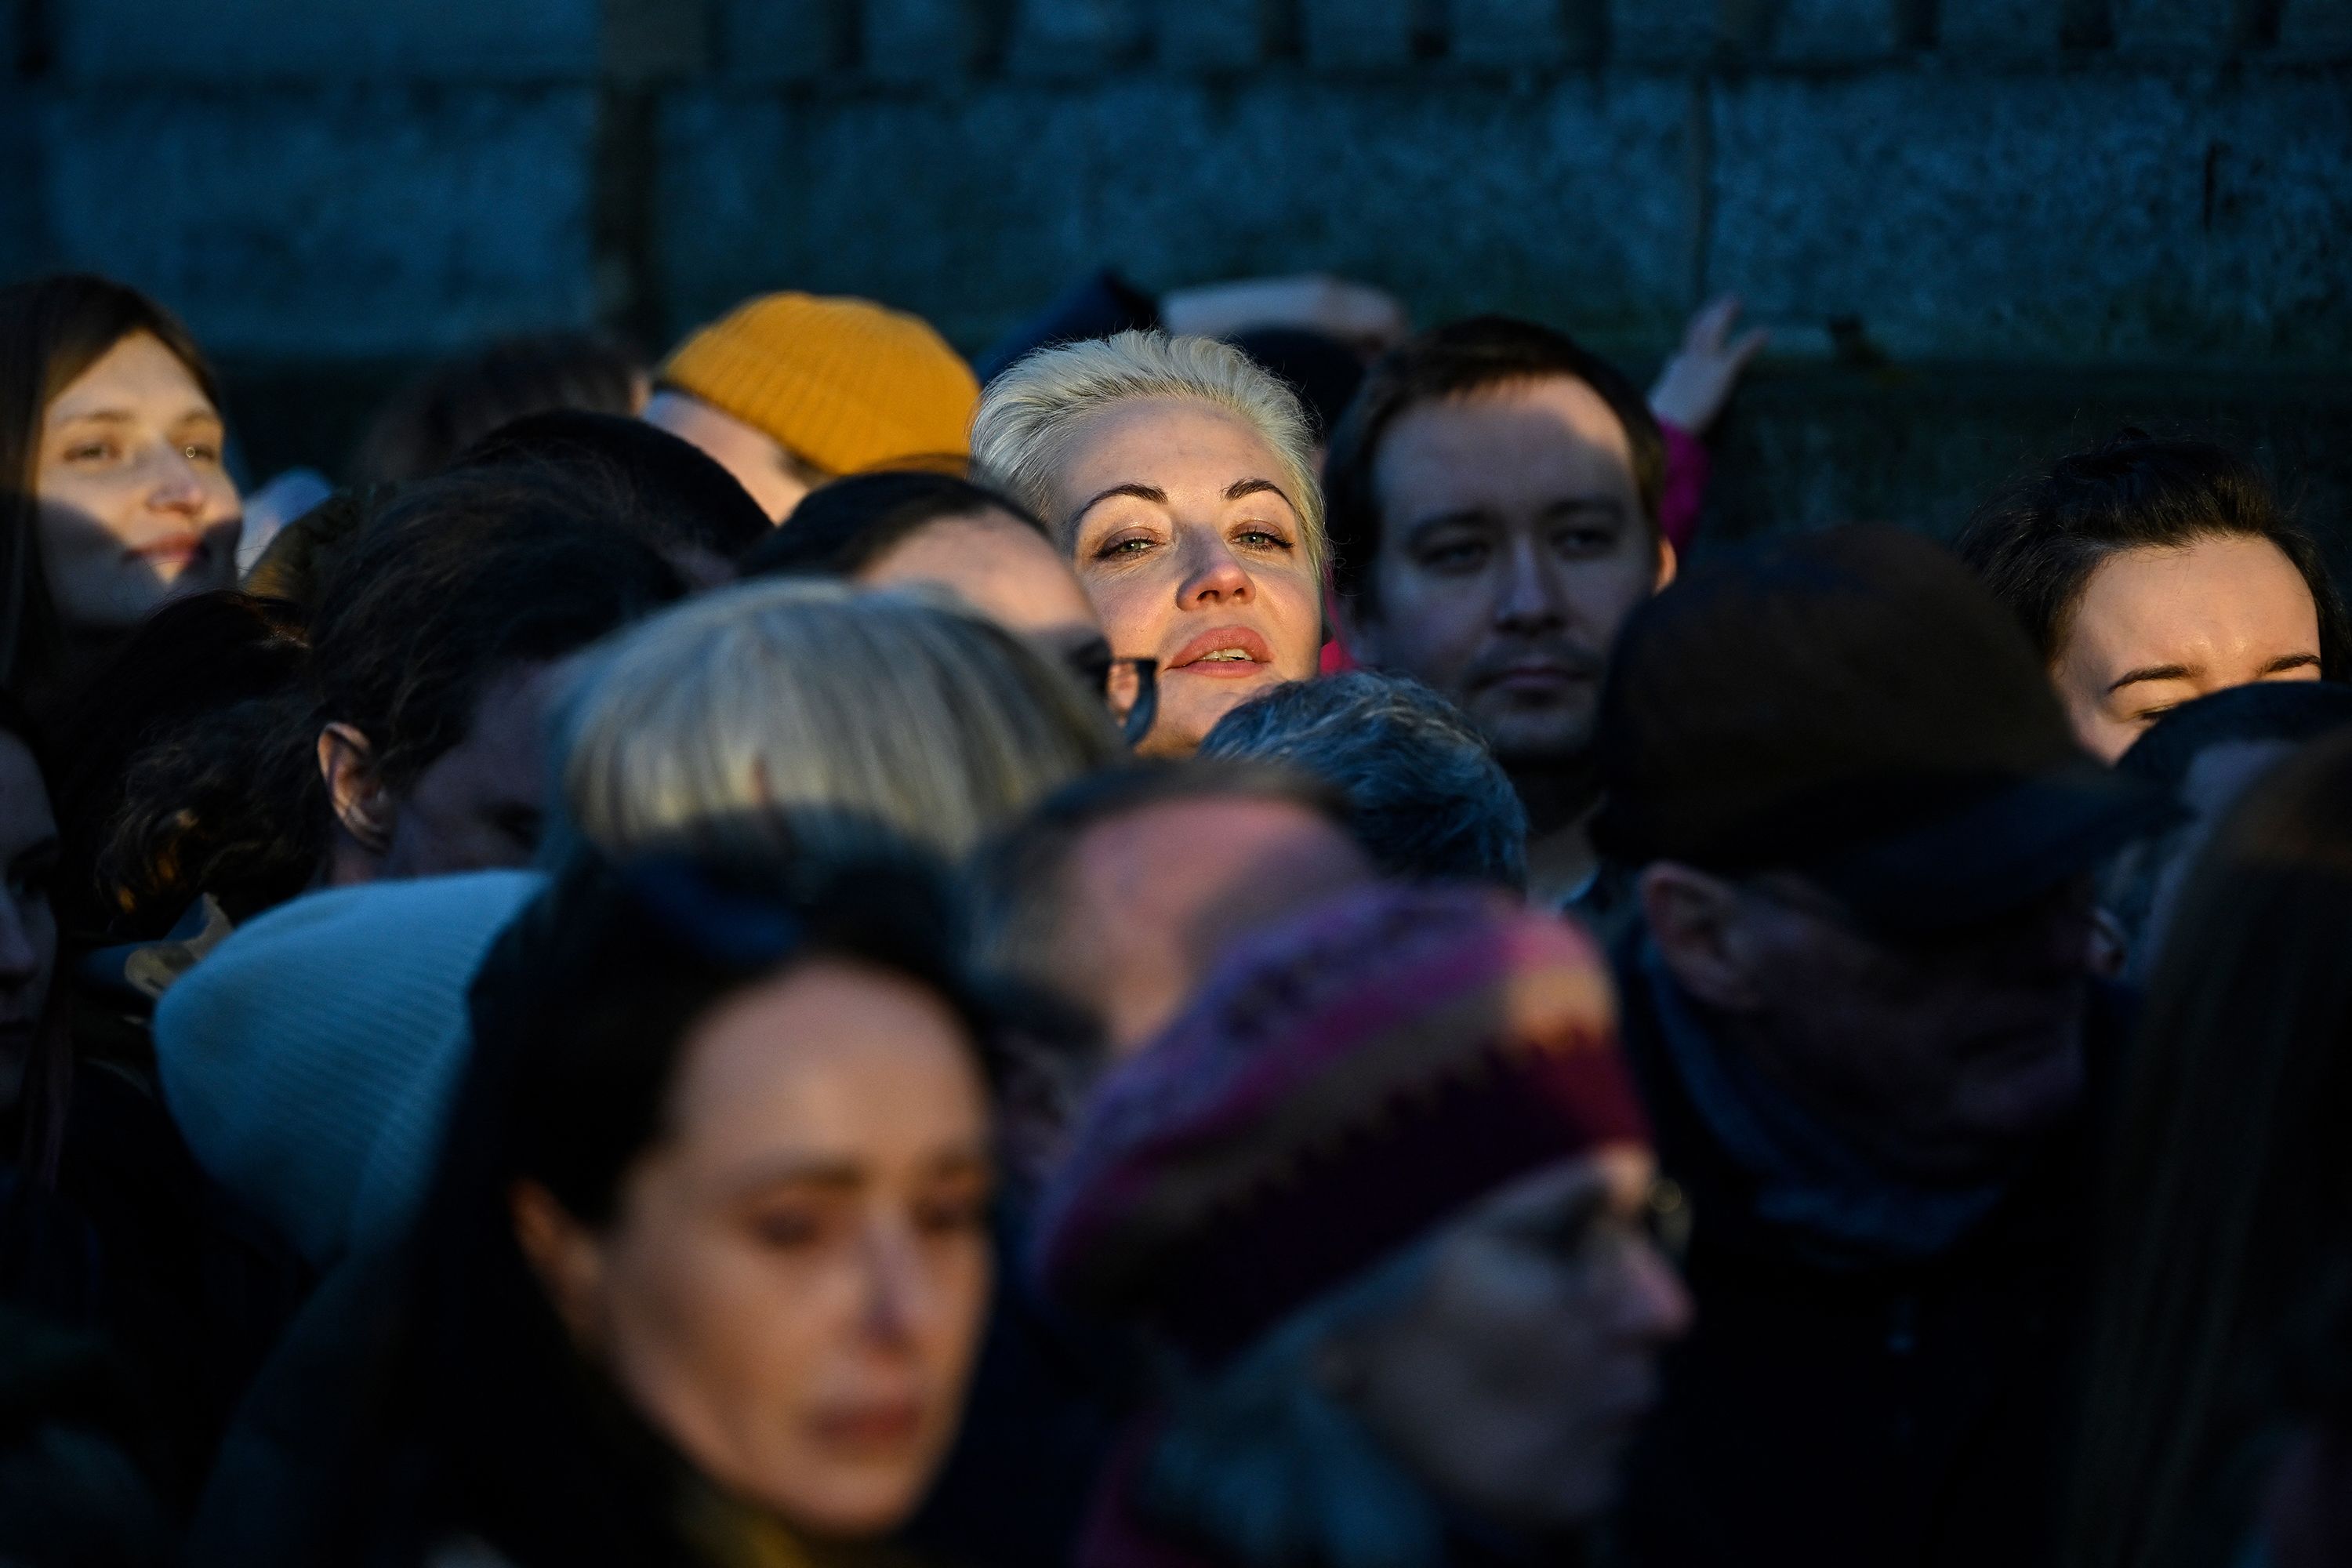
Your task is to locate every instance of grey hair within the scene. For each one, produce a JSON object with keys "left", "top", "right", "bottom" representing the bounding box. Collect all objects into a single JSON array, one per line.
[
  {"left": 1138, "top": 1243, "right": 1444, "bottom": 1568},
  {"left": 970, "top": 329, "right": 1327, "bottom": 575},
  {"left": 552, "top": 579, "right": 1120, "bottom": 864},
  {"left": 1200, "top": 673, "right": 1528, "bottom": 890}
]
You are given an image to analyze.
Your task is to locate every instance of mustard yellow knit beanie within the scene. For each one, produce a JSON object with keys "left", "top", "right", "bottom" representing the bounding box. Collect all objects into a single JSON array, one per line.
[{"left": 658, "top": 293, "right": 980, "bottom": 474}]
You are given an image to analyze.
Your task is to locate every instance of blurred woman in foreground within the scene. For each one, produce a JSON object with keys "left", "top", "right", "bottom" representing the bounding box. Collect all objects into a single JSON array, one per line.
[
  {"left": 344, "top": 851, "right": 996, "bottom": 1566},
  {"left": 2066, "top": 728, "right": 2352, "bottom": 1568}
]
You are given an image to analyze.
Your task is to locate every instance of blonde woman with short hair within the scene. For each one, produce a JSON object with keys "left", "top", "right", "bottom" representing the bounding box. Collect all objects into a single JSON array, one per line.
[
  {"left": 558, "top": 578, "right": 1120, "bottom": 863},
  {"left": 972, "top": 331, "right": 1326, "bottom": 756}
]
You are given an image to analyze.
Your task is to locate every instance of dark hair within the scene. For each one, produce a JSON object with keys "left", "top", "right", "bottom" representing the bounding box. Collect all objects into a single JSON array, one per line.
[
  {"left": 347, "top": 848, "right": 987, "bottom": 1565},
  {"left": 2066, "top": 730, "right": 2352, "bottom": 1568},
  {"left": 452, "top": 410, "right": 771, "bottom": 567},
  {"left": 2116, "top": 680, "right": 2352, "bottom": 790},
  {"left": 1322, "top": 316, "right": 1666, "bottom": 614},
  {"left": 2098, "top": 681, "right": 2352, "bottom": 970},
  {"left": 311, "top": 465, "right": 688, "bottom": 793},
  {"left": 1225, "top": 328, "right": 1368, "bottom": 445},
  {"left": 0, "top": 275, "right": 224, "bottom": 698},
  {"left": 352, "top": 332, "right": 642, "bottom": 486},
  {"left": 1199, "top": 673, "right": 1527, "bottom": 889},
  {"left": 737, "top": 468, "right": 1047, "bottom": 581},
  {"left": 1956, "top": 431, "right": 2351, "bottom": 677},
  {"left": 51, "top": 591, "right": 310, "bottom": 938}
]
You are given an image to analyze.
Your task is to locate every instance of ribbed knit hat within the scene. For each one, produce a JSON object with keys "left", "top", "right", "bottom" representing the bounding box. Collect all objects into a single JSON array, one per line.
[
  {"left": 658, "top": 292, "right": 979, "bottom": 474},
  {"left": 1031, "top": 884, "right": 1647, "bottom": 1366},
  {"left": 153, "top": 870, "right": 543, "bottom": 1269}
]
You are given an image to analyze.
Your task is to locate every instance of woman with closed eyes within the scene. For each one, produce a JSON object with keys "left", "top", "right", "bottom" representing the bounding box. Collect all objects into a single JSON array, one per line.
[{"left": 973, "top": 331, "right": 1328, "bottom": 757}]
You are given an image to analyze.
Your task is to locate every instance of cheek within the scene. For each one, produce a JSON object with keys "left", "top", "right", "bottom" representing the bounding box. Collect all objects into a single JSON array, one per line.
[
  {"left": 1363, "top": 564, "right": 1489, "bottom": 674},
  {"left": 1076, "top": 562, "right": 1176, "bottom": 653},
  {"left": 1252, "top": 563, "right": 1326, "bottom": 676}
]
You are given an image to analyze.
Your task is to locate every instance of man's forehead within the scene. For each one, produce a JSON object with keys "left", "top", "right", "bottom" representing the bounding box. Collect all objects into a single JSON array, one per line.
[{"left": 1374, "top": 377, "right": 1637, "bottom": 505}]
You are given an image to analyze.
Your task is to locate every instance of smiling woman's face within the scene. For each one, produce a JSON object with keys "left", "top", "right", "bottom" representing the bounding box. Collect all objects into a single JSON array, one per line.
[
  {"left": 1050, "top": 397, "right": 1322, "bottom": 757},
  {"left": 36, "top": 332, "right": 241, "bottom": 635}
]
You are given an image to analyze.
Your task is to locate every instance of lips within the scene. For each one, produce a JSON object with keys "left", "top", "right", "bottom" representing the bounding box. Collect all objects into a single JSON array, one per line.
[
  {"left": 809, "top": 1399, "right": 926, "bottom": 1452},
  {"left": 129, "top": 533, "right": 212, "bottom": 570},
  {"left": 1168, "top": 625, "right": 1276, "bottom": 677}
]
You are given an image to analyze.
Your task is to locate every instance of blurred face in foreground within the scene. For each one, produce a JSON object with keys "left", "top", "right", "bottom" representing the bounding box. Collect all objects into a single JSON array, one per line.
[
  {"left": 516, "top": 959, "right": 994, "bottom": 1536},
  {"left": 1338, "top": 1145, "right": 1693, "bottom": 1535},
  {"left": 1051, "top": 398, "right": 1323, "bottom": 757},
  {"left": 2051, "top": 535, "right": 2322, "bottom": 762},
  {"left": 1348, "top": 376, "right": 1669, "bottom": 773},
  {"left": 1642, "top": 866, "right": 2097, "bottom": 1180},
  {"left": 37, "top": 332, "right": 241, "bottom": 633}
]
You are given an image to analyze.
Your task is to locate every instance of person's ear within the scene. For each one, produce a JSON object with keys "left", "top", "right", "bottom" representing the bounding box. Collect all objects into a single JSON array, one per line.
[
  {"left": 510, "top": 1178, "right": 608, "bottom": 1351},
  {"left": 1653, "top": 535, "right": 1679, "bottom": 593},
  {"left": 318, "top": 723, "right": 393, "bottom": 855},
  {"left": 1639, "top": 861, "right": 1760, "bottom": 1012}
]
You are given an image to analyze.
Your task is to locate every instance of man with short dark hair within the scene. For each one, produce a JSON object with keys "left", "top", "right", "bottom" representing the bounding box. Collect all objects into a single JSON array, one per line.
[
  {"left": 1324, "top": 317, "right": 1676, "bottom": 906},
  {"left": 1592, "top": 526, "right": 2171, "bottom": 1568}
]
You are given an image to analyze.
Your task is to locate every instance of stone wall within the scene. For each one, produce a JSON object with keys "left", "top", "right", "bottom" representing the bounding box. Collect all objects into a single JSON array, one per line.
[{"left": 7, "top": 0, "right": 2350, "bottom": 542}]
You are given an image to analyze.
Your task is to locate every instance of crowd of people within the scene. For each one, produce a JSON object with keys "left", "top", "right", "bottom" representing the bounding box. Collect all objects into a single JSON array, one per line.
[{"left": 0, "top": 261, "right": 2343, "bottom": 1568}]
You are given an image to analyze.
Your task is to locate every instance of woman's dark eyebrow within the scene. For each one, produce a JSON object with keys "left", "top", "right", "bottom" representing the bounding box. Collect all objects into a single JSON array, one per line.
[
  {"left": 2265, "top": 652, "right": 2324, "bottom": 674},
  {"left": 2107, "top": 662, "right": 2195, "bottom": 695},
  {"left": 1224, "top": 478, "right": 1290, "bottom": 505},
  {"left": 1067, "top": 483, "right": 1170, "bottom": 529}
]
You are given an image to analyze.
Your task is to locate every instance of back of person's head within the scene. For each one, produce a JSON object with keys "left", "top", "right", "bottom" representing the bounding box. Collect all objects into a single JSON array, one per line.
[
  {"left": 1322, "top": 315, "right": 1664, "bottom": 613},
  {"left": 350, "top": 330, "right": 643, "bottom": 485},
  {"left": 0, "top": 274, "right": 223, "bottom": 695},
  {"left": 1594, "top": 524, "right": 2168, "bottom": 935},
  {"left": 658, "top": 291, "right": 979, "bottom": 474},
  {"left": 1957, "top": 430, "right": 2350, "bottom": 673},
  {"left": 967, "top": 758, "right": 1348, "bottom": 1003},
  {"left": 314, "top": 465, "right": 688, "bottom": 797},
  {"left": 450, "top": 408, "right": 770, "bottom": 573},
  {"left": 2067, "top": 728, "right": 2352, "bottom": 1568},
  {"left": 971, "top": 328, "right": 1328, "bottom": 573},
  {"left": 737, "top": 466, "right": 1047, "bottom": 580},
  {"left": 556, "top": 578, "right": 1119, "bottom": 865},
  {"left": 1199, "top": 672, "right": 1526, "bottom": 888},
  {"left": 62, "top": 591, "right": 307, "bottom": 936},
  {"left": 358, "top": 847, "right": 993, "bottom": 1565},
  {"left": 2100, "top": 681, "right": 2352, "bottom": 975}
]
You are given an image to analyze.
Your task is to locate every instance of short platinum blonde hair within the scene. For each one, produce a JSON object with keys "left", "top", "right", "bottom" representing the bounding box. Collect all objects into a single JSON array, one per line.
[
  {"left": 556, "top": 579, "right": 1121, "bottom": 864},
  {"left": 971, "top": 330, "right": 1327, "bottom": 575}
]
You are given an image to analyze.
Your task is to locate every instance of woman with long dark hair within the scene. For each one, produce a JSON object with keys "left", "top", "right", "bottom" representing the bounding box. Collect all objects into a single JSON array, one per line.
[
  {"left": 2065, "top": 728, "right": 2352, "bottom": 1568},
  {"left": 343, "top": 849, "right": 998, "bottom": 1567},
  {"left": 0, "top": 275, "right": 241, "bottom": 720}
]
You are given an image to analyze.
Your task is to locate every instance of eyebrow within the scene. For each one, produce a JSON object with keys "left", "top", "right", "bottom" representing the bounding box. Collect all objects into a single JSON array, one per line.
[
  {"left": 1225, "top": 477, "right": 1295, "bottom": 510},
  {"left": 2107, "top": 663, "right": 2197, "bottom": 695},
  {"left": 2265, "top": 652, "right": 2324, "bottom": 674},
  {"left": 1067, "top": 483, "right": 1169, "bottom": 530}
]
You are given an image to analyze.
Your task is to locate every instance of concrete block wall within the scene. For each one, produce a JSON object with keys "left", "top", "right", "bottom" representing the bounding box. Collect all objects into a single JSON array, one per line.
[{"left": 8, "top": 0, "right": 2350, "bottom": 536}]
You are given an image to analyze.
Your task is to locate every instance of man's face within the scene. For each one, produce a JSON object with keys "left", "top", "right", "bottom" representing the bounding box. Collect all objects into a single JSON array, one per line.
[
  {"left": 1348, "top": 377, "right": 1669, "bottom": 769},
  {"left": 1051, "top": 797, "right": 1376, "bottom": 1056},
  {"left": 1651, "top": 869, "right": 2096, "bottom": 1181}
]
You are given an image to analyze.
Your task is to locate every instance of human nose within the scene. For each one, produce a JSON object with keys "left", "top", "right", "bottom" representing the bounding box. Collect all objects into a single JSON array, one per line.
[
  {"left": 1492, "top": 535, "right": 1564, "bottom": 633},
  {"left": 856, "top": 1216, "right": 940, "bottom": 1348},
  {"left": 146, "top": 444, "right": 212, "bottom": 517},
  {"left": 1613, "top": 1236, "right": 1696, "bottom": 1346},
  {"left": 0, "top": 898, "right": 43, "bottom": 991},
  {"left": 1174, "top": 529, "right": 1255, "bottom": 611}
]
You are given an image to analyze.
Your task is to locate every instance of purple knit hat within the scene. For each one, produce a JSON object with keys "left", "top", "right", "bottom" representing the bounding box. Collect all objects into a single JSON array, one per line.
[{"left": 1030, "top": 882, "right": 1648, "bottom": 1366}]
